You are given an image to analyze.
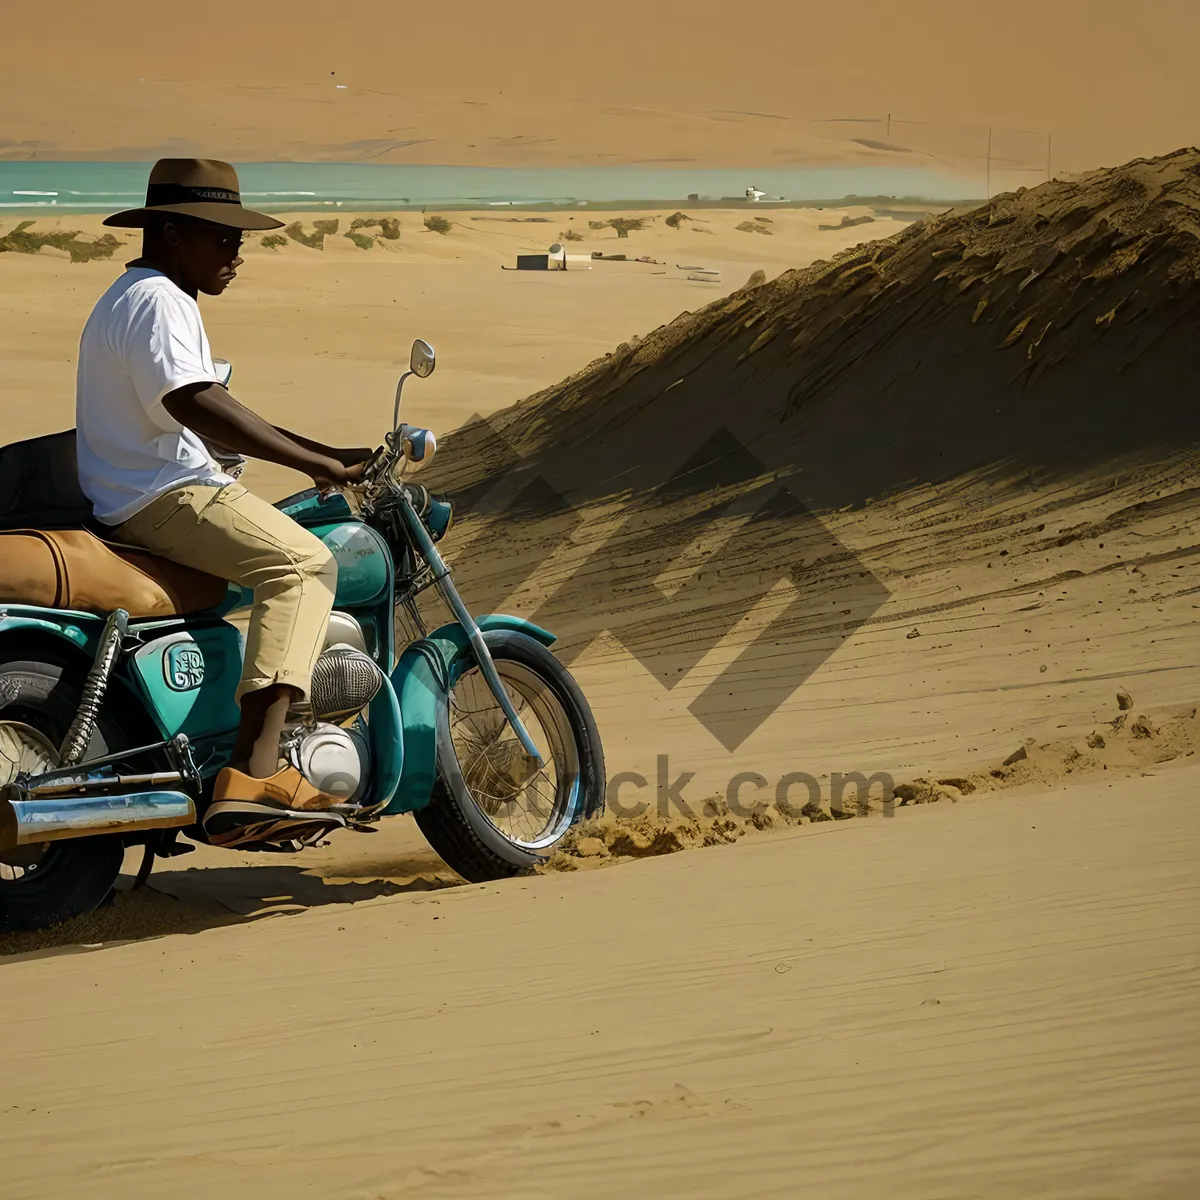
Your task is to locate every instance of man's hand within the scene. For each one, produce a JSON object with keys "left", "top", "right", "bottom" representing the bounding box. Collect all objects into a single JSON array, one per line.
[
  {"left": 330, "top": 446, "right": 374, "bottom": 468},
  {"left": 310, "top": 458, "right": 367, "bottom": 494}
]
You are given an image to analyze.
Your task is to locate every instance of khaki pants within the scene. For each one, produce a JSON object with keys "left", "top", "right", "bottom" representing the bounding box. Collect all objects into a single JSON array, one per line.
[{"left": 115, "top": 482, "right": 337, "bottom": 704}]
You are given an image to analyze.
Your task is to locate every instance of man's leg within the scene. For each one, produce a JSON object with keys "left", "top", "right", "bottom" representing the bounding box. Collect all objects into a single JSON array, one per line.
[
  {"left": 115, "top": 482, "right": 338, "bottom": 786},
  {"left": 235, "top": 684, "right": 300, "bottom": 779}
]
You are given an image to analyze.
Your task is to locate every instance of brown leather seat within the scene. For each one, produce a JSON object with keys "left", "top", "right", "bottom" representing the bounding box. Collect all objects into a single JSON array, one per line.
[{"left": 0, "top": 528, "right": 230, "bottom": 619}]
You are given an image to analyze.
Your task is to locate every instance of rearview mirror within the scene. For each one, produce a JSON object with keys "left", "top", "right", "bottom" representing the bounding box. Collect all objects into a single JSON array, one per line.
[
  {"left": 410, "top": 339, "right": 436, "bottom": 379},
  {"left": 213, "top": 358, "right": 233, "bottom": 388}
]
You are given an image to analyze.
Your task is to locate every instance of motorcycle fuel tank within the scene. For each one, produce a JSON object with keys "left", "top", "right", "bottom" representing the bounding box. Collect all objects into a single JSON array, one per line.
[{"left": 310, "top": 521, "right": 391, "bottom": 608}]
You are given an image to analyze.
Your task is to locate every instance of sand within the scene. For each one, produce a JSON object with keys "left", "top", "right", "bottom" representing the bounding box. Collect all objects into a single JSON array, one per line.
[
  {"left": 1, "top": 766, "right": 1198, "bottom": 1198},
  {"left": 2, "top": 153, "right": 1200, "bottom": 1195},
  {"left": 3, "top": 2, "right": 1199, "bottom": 180}
]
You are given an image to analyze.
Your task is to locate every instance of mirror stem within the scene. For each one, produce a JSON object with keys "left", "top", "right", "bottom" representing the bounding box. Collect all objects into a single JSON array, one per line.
[{"left": 392, "top": 371, "right": 413, "bottom": 431}]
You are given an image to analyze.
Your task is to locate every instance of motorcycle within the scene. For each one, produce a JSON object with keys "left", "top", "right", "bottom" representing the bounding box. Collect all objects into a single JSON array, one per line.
[{"left": 0, "top": 339, "right": 605, "bottom": 933}]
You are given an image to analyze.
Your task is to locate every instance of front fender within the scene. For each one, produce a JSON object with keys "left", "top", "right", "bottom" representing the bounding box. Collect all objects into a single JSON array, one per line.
[{"left": 384, "top": 616, "right": 556, "bottom": 814}]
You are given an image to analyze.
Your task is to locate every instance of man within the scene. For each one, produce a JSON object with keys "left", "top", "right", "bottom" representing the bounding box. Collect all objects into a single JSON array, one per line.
[{"left": 76, "top": 158, "right": 370, "bottom": 842}]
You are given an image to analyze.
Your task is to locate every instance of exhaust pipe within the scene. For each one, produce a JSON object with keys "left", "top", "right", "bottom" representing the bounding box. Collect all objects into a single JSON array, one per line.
[{"left": 0, "top": 786, "right": 195, "bottom": 851}]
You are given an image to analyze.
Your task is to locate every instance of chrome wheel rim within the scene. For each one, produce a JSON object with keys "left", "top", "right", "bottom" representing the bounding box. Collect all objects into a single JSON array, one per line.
[
  {"left": 446, "top": 660, "right": 581, "bottom": 851},
  {"left": 0, "top": 722, "right": 59, "bottom": 881}
]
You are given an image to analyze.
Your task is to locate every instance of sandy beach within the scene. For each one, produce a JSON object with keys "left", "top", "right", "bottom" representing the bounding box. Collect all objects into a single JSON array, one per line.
[{"left": 2, "top": 146, "right": 1199, "bottom": 1197}]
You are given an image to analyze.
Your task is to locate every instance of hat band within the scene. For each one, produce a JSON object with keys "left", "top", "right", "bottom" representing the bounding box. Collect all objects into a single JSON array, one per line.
[{"left": 145, "top": 183, "right": 241, "bottom": 207}]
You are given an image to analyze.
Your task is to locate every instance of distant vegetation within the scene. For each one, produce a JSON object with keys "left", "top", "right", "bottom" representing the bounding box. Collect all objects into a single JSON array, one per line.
[
  {"left": 347, "top": 217, "right": 401, "bottom": 246},
  {"left": 665, "top": 211, "right": 692, "bottom": 229},
  {"left": 260, "top": 233, "right": 288, "bottom": 251},
  {"left": 285, "top": 219, "right": 339, "bottom": 249},
  {"left": 424, "top": 215, "right": 452, "bottom": 235},
  {"left": 560, "top": 228, "right": 584, "bottom": 242},
  {"left": 736, "top": 220, "right": 773, "bottom": 235},
  {"left": 0, "top": 221, "right": 124, "bottom": 263},
  {"left": 588, "top": 217, "right": 651, "bottom": 239}
]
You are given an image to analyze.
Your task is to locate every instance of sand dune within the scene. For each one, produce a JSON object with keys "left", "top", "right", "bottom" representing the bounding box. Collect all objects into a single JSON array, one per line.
[{"left": 415, "top": 150, "right": 1200, "bottom": 787}]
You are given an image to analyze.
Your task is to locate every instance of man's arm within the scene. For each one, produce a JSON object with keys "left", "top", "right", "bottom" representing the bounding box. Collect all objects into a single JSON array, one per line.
[
  {"left": 163, "top": 383, "right": 355, "bottom": 490},
  {"left": 273, "top": 428, "right": 373, "bottom": 469}
]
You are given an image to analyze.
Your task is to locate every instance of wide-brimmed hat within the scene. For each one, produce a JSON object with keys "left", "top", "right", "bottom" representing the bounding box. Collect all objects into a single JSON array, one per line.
[{"left": 103, "top": 159, "right": 284, "bottom": 231}]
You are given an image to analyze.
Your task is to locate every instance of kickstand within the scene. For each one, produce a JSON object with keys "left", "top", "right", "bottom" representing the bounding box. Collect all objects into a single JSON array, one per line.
[{"left": 132, "top": 843, "right": 156, "bottom": 890}]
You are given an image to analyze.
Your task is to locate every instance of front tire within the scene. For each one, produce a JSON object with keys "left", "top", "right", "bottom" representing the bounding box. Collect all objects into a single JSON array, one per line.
[
  {"left": 0, "top": 654, "right": 129, "bottom": 934},
  {"left": 415, "top": 631, "right": 605, "bottom": 882}
]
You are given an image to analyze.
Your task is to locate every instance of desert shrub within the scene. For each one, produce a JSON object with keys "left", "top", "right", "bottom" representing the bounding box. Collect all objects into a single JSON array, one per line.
[
  {"left": 424, "top": 215, "right": 452, "bottom": 235},
  {"left": 0, "top": 220, "right": 39, "bottom": 252},
  {"left": 67, "top": 234, "right": 124, "bottom": 263},
  {"left": 261, "top": 233, "right": 288, "bottom": 251},
  {"left": 345, "top": 231, "right": 375, "bottom": 250},
  {"left": 736, "top": 220, "right": 773, "bottom": 235},
  {"left": 665, "top": 211, "right": 692, "bottom": 229},
  {"left": 314, "top": 219, "right": 339, "bottom": 236},
  {"left": 378, "top": 218, "right": 401, "bottom": 239},
  {"left": 560, "top": 228, "right": 583, "bottom": 242},
  {"left": 285, "top": 221, "right": 329, "bottom": 249},
  {"left": 350, "top": 217, "right": 378, "bottom": 231},
  {"left": 0, "top": 221, "right": 123, "bottom": 262},
  {"left": 588, "top": 217, "right": 650, "bottom": 239}
]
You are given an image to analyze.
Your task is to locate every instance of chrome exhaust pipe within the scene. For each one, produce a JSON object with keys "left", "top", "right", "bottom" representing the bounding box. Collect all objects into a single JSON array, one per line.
[{"left": 0, "top": 786, "right": 195, "bottom": 851}]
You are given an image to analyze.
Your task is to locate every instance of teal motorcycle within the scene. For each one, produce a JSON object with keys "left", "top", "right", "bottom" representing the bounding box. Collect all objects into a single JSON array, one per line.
[{"left": 0, "top": 340, "right": 605, "bottom": 933}]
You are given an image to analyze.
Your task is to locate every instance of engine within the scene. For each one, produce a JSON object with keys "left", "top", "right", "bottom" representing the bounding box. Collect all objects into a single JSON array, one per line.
[
  {"left": 281, "top": 721, "right": 371, "bottom": 803},
  {"left": 281, "top": 638, "right": 383, "bottom": 803}
]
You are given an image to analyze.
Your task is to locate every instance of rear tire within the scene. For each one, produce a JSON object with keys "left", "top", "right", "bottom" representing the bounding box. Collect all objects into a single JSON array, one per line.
[
  {"left": 415, "top": 631, "right": 605, "bottom": 882},
  {"left": 0, "top": 654, "right": 130, "bottom": 934}
]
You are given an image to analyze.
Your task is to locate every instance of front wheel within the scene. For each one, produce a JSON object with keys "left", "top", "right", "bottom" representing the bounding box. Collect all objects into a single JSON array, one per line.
[{"left": 415, "top": 631, "right": 605, "bottom": 881}]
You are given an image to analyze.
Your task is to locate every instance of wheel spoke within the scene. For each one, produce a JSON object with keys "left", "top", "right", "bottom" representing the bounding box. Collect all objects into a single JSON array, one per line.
[
  {"left": 446, "top": 661, "right": 576, "bottom": 848},
  {"left": 0, "top": 721, "right": 60, "bottom": 882}
]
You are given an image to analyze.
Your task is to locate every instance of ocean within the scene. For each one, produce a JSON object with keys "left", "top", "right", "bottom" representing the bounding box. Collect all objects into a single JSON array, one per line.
[{"left": 0, "top": 161, "right": 973, "bottom": 215}]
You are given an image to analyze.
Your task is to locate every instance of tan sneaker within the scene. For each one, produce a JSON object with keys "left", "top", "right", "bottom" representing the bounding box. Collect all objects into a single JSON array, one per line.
[
  {"left": 212, "top": 764, "right": 337, "bottom": 812},
  {"left": 203, "top": 765, "right": 345, "bottom": 849}
]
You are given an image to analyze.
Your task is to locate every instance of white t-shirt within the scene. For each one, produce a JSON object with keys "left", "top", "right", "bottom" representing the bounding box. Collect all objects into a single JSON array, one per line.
[{"left": 76, "top": 266, "right": 234, "bottom": 525}]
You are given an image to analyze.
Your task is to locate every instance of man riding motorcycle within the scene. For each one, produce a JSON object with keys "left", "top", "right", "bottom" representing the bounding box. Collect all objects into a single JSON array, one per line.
[{"left": 77, "top": 158, "right": 371, "bottom": 842}]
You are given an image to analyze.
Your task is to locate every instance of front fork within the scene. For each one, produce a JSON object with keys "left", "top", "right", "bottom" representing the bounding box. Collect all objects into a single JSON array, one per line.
[{"left": 398, "top": 499, "right": 545, "bottom": 766}]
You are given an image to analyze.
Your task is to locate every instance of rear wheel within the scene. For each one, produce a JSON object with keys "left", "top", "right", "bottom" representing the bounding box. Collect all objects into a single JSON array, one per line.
[
  {"left": 0, "top": 656, "right": 128, "bottom": 934},
  {"left": 415, "top": 631, "right": 605, "bottom": 881}
]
